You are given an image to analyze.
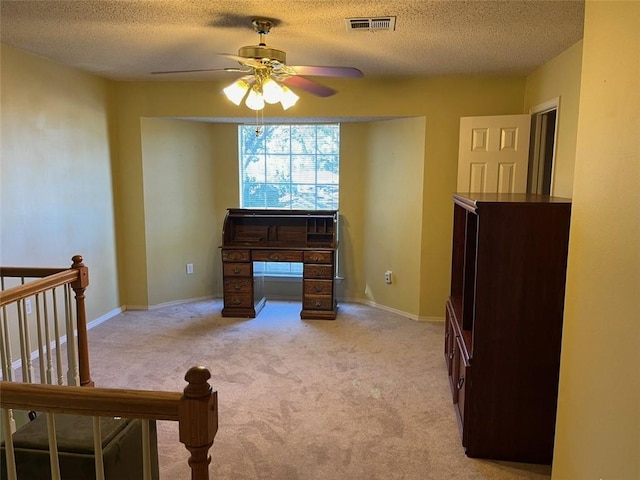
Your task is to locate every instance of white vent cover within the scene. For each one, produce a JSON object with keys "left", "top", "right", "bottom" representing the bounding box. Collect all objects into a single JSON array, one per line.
[{"left": 345, "top": 17, "right": 396, "bottom": 32}]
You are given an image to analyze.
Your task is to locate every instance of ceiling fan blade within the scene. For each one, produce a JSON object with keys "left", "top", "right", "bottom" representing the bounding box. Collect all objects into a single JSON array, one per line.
[
  {"left": 219, "top": 53, "right": 264, "bottom": 69},
  {"left": 282, "top": 76, "right": 337, "bottom": 97},
  {"left": 151, "top": 67, "right": 249, "bottom": 75},
  {"left": 288, "top": 66, "right": 364, "bottom": 78}
]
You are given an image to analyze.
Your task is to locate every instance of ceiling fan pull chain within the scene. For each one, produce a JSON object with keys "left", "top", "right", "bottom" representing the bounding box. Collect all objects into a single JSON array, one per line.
[{"left": 254, "top": 109, "right": 263, "bottom": 137}]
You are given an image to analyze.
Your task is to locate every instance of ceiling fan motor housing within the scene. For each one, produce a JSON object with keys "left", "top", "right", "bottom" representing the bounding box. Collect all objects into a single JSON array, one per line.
[{"left": 238, "top": 45, "right": 286, "bottom": 64}]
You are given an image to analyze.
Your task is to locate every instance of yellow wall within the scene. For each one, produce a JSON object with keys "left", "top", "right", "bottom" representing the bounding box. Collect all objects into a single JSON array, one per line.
[
  {"left": 552, "top": 2, "right": 640, "bottom": 479},
  {"left": 140, "top": 118, "right": 218, "bottom": 306},
  {"left": 363, "top": 117, "right": 426, "bottom": 315},
  {"left": 113, "top": 76, "right": 526, "bottom": 318},
  {"left": 1, "top": 38, "right": 584, "bottom": 323},
  {"left": 524, "top": 40, "right": 583, "bottom": 198},
  {"left": 337, "top": 122, "right": 368, "bottom": 303},
  {"left": 0, "top": 44, "right": 119, "bottom": 321}
]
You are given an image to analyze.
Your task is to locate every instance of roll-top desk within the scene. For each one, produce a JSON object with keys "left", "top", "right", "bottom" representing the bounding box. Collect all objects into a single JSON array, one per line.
[{"left": 220, "top": 209, "right": 338, "bottom": 320}]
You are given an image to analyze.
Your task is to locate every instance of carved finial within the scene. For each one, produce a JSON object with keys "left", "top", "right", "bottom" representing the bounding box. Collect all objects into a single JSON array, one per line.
[
  {"left": 184, "top": 366, "right": 212, "bottom": 398},
  {"left": 71, "top": 255, "right": 84, "bottom": 267}
]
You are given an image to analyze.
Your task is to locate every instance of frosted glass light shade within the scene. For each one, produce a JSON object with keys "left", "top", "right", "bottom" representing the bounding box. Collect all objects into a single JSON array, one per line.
[
  {"left": 245, "top": 87, "right": 265, "bottom": 111},
  {"left": 223, "top": 80, "right": 250, "bottom": 105},
  {"left": 279, "top": 86, "right": 299, "bottom": 110},
  {"left": 262, "top": 78, "right": 283, "bottom": 104}
]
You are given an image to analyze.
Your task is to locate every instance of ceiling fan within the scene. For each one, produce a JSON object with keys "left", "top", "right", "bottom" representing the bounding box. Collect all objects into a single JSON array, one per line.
[{"left": 151, "top": 19, "right": 364, "bottom": 110}]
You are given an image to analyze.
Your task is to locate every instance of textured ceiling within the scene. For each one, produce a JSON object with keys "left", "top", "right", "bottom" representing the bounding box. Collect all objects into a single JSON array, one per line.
[{"left": 0, "top": 1, "right": 585, "bottom": 81}]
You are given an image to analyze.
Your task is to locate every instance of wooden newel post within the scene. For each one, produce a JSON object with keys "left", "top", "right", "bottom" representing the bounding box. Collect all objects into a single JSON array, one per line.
[
  {"left": 179, "top": 366, "right": 218, "bottom": 480},
  {"left": 70, "top": 255, "right": 93, "bottom": 387}
]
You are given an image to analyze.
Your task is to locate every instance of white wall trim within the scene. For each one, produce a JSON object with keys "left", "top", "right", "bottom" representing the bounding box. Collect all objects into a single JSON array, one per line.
[
  {"left": 146, "top": 295, "right": 215, "bottom": 310},
  {"left": 529, "top": 96, "right": 560, "bottom": 115},
  {"left": 338, "top": 297, "right": 443, "bottom": 322}
]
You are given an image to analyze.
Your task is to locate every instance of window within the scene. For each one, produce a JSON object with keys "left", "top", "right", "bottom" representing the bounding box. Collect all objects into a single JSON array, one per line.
[
  {"left": 239, "top": 124, "right": 339, "bottom": 209},
  {"left": 238, "top": 124, "right": 340, "bottom": 275}
]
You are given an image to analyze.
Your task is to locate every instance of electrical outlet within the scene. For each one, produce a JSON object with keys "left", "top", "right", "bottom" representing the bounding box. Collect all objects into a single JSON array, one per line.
[
  {"left": 25, "top": 299, "right": 32, "bottom": 315},
  {"left": 186, "top": 263, "right": 194, "bottom": 274},
  {"left": 384, "top": 270, "right": 393, "bottom": 284}
]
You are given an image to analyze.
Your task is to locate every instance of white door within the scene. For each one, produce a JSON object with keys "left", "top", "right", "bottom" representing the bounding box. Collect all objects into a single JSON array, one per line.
[{"left": 457, "top": 114, "right": 531, "bottom": 193}]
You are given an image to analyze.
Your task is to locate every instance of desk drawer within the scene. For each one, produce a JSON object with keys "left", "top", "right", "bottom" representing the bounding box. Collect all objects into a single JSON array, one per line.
[
  {"left": 304, "top": 264, "right": 334, "bottom": 279},
  {"left": 252, "top": 250, "right": 303, "bottom": 262},
  {"left": 223, "top": 263, "right": 251, "bottom": 277},
  {"left": 224, "top": 293, "right": 253, "bottom": 309},
  {"left": 304, "top": 280, "right": 333, "bottom": 295},
  {"left": 222, "top": 249, "right": 250, "bottom": 262},
  {"left": 303, "top": 295, "right": 334, "bottom": 311},
  {"left": 224, "top": 278, "right": 252, "bottom": 293},
  {"left": 304, "top": 251, "right": 333, "bottom": 264}
]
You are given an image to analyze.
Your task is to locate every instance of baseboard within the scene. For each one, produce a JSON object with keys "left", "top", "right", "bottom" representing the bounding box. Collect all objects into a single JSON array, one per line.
[
  {"left": 88, "top": 306, "right": 124, "bottom": 328},
  {"left": 337, "top": 297, "right": 444, "bottom": 323}
]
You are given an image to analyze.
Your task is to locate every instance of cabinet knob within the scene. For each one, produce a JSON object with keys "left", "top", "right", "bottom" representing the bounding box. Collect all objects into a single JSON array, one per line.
[
  {"left": 270, "top": 253, "right": 283, "bottom": 260},
  {"left": 232, "top": 268, "right": 241, "bottom": 274},
  {"left": 314, "top": 300, "right": 322, "bottom": 307},
  {"left": 234, "top": 284, "right": 242, "bottom": 290},
  {"left": 449, "top": 351, "right": 455, "bottom": 360},
  {"left": 231, "top": 297, "right": 242, "bottom": 305},
  {"left": 457, "top": 376, "right": 465, "bottom": 390}
]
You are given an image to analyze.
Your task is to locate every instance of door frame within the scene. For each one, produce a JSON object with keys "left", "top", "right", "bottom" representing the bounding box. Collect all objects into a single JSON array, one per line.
[{"left": 528, "top": 97, "right": 560, "bottom": 195}]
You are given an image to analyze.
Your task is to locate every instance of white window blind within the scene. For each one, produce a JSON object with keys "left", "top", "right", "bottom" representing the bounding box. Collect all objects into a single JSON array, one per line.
[{"left": 239, "top": 124, "right": 339, "bottom": 210}]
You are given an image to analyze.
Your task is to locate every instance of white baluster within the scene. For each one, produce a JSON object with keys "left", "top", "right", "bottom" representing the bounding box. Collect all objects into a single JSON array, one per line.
[
  {"left": 52, "top": 291, "right": 64, "bottom": 385},
  {"left": 46, "top": 413, "right": 61, "bottom": 480},
  {"left": 1, "top": 408, "right": 17, "bottom": 480},
  {"left": 93, "top": 416, "right": 106, "bottom": 480},
  {"left": 64, "top": 285, "right": 79, "bottom": 386}
]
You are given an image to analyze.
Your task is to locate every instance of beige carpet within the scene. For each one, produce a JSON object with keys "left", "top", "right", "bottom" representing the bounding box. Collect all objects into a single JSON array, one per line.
[{"left": 87, "top": 299, "right": 552, "bottom": 480}]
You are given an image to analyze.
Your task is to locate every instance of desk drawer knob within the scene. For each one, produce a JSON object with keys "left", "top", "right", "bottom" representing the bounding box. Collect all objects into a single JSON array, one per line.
[
  {"left": 457, "top": 376, "right": 465, "bottom": 390},
  {"left": 232, "top": 268, "right": 241, "bottom": 274}
]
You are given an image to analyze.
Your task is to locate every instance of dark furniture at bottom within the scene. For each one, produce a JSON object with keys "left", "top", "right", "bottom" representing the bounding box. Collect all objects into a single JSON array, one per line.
[{"left": 1, "top": 414, "right": 159, "bottom": 480}]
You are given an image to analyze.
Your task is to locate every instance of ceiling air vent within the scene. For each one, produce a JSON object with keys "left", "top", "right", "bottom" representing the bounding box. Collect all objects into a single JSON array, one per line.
[{"left": 345, "top": 17, "right": 396, "bottom": 32}]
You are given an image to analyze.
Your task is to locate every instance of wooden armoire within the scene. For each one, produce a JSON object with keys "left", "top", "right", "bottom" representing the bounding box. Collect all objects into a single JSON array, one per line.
[{"left": 444, "top": 193, "right": 571, "bottom": 464}]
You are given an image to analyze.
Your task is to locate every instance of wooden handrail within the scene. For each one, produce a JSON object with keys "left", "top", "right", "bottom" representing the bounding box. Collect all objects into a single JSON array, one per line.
[
  {"left": 0, "top": 366, "right": 218, "bottom": 480},
  {"left": 0, "top": 267, "right": 68, "bottom": 278},
  {"left": 0, "top": 269, "right": 78, "bottom": 306},
  {"left": 0, "top": 382, "right": 182, "bottom": 420},
  {"left": 0, "top": 255, "right": 93, "bottom": 387}
]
